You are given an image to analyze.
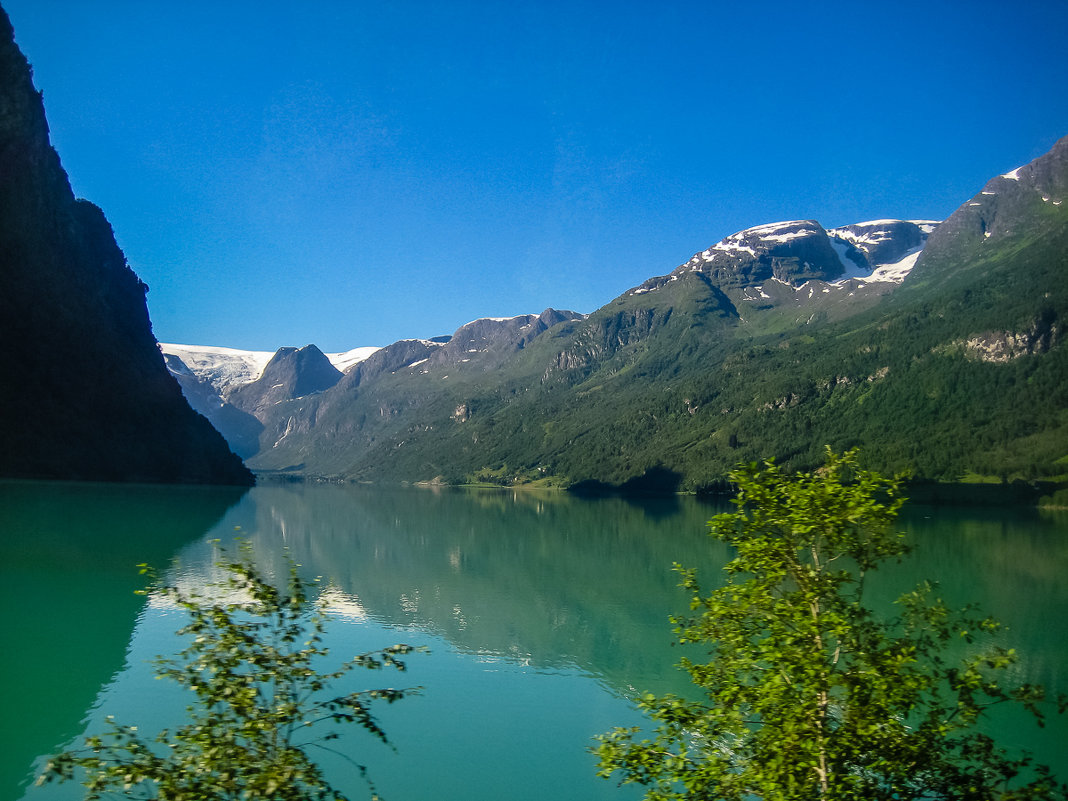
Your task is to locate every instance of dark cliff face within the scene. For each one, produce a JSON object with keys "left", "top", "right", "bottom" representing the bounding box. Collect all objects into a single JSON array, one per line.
[{"left": 0, "top": 7, "right": 253, "bottom": 485}]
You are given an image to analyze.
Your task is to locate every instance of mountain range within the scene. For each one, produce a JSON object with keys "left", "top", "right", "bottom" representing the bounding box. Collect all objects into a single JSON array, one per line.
[
  {"left": 2, "top": 1, "right": 1063, "bottom": 494},
  {"left": 160, "top": 134, "right": 1068, "bottom": 496}
]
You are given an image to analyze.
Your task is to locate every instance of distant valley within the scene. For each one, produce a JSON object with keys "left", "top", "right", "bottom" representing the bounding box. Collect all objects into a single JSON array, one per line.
[{"left": 159, "top": 135, "right": 1068, "bottom": 497}]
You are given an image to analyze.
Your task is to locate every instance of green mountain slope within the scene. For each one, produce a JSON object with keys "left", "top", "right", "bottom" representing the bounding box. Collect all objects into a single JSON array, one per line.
[{"left": 243, "top": 137, "right": 1067, "bottom": 492}]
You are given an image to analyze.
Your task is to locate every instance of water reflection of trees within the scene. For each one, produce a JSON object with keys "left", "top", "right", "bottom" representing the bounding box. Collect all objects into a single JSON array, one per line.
[
  {"left": 171, "top": 487, "right": 1068, "bottom": 699},
  {"left": 894, "top": 504, "right": 1068, "bottom": 693},
  {"left": 162, "top": 486, "right": 1068, "bottom": 776},
  {"left": 146, "top": 489, "right": 1068, "bottom": 695},
  {"left": 188, "top": 485, "right": 729, "bottom": 697}
]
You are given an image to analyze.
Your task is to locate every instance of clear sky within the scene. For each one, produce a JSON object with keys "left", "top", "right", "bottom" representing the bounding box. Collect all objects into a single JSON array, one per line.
[{"left": 4, "top": 0, "right": 1067, "bottom": 352}]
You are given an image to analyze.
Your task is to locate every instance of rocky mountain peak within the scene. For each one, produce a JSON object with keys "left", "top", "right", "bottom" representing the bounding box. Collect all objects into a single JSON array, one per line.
[
  {"left": 676, "top": 220, "right": 842, "bottom": 289},
  {"left": 995, "top": 135, "right": 1068, "bottom": 202},
  {"left": 426, "top": 309, "right": 586, "bottom": 369},
  {"left": 630, "top": 217, "right": 937, "bottom": 301},
  {"left": 228, "top": 344, "right": 342, "bottom": 414}
]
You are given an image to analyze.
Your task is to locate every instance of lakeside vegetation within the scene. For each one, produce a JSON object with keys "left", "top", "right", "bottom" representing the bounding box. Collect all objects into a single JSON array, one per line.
[{"left": 596, "top": 450, "right": 1066, "bottom": 799}]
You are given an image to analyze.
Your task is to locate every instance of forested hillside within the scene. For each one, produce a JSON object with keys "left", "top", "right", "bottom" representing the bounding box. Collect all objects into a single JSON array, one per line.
[{"left": 179, "top": 137, "right": 1068, "bottom": 495}]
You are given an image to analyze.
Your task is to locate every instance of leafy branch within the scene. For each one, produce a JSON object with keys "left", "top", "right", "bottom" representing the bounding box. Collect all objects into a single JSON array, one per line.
[{"left": 37, "top": 543, "right": 424, "bottom": 801}]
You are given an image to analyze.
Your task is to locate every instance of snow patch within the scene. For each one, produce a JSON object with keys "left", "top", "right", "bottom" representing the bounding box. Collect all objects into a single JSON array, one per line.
[
  {"left": 864, "top": 248, "right": 922, "bottom": 283},
  {"left": 762, "top": 230, "right": 817, "bottom": 244},
  {"left": 711, "top": 239, "right": 759, "bottom": 258},
  {"left": 462, "top": 314, "right": 532, "bottom": 327},
  {"left": 703, "top": 221, "right": 820, "bottom": 261},
  {"left": 1002, "top": 166, "right": 1023, "bottom": 181},
  {"left": 828, "top": 221, "right": 900, "bottom": 248},
  {"left": 326, "top": 346, "right": 380, "bottom": 372},
  {"left": 910, "top": 220, "right": 941, "bottom": 234},
  {"left": 830, "top": 239, "right": 870, "bottom": 281},
  {"left": 399, "top": 338, "right": 446, "bottom": 348},
  {"left": 828, "top": 244, "right": 924, "bottom": 286},
  {"left": 849, "top": 218, "right": 901, "bottom": 226},
  {"left": 746, "top": 220, "right": 814, "bottom": 235}
]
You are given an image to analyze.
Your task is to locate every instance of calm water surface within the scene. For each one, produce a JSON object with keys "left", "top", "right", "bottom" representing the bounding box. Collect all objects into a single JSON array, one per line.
[{"left": 2, "top": 481, "right": 1066, "bottom": 800}]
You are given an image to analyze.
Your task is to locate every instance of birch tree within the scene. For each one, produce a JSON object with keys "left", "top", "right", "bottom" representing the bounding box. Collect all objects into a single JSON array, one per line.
[{"left": 595, "top": 449, "right": 1065, "bottom": 800}]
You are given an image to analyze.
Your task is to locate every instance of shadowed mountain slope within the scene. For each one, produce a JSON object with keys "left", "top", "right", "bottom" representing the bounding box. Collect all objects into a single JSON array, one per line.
[{"left": 0, "top": 7, "right": 252, "bottom": 485}]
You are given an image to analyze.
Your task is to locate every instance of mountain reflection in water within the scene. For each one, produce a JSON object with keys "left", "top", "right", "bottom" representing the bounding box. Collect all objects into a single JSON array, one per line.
[{"left": 7, "top": 482, "right": 1067, "bottom": 799}]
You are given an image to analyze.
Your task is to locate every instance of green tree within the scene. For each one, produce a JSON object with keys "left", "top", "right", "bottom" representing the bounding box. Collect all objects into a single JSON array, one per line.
[
  {"left": 594, "top": 449, "right": 1065, "bottom": 800},
  {"left": 37, "top": 544, "right": 421, "bottom": 800}
]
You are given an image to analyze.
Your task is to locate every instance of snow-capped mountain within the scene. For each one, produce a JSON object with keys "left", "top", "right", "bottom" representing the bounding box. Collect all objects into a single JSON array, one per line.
[
  {"left": 161, "top": 220, "right": 945, "bottom": 470},
  {"left": 160, "top": 344, "right": 276, "bottom": 396},
  {"left": 159, "top": 343, "right": 382, "bottom": 397},
  {"left": 158, "top": 342, "right": 383, "bottom": 458},
  {"left": 630, "top": 218, "right": 939, "bottom": 299},
  {"left": 328, "top": 346, "right": 383, "bottom": 373},
  {"left": 156, "top": 135, "right": 1065, "bottom": 491},
  {"left": 157, "top": 313, "right": 585, "bottom": 458}
]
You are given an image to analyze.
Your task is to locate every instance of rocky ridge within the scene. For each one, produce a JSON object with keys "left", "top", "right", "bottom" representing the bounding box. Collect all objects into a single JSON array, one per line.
[
  {"left": 630, "top": 218, "right": 937, "bottom": 301},
  {"left": 227, "top": 136, "right": 1066, "bottom": 487}
]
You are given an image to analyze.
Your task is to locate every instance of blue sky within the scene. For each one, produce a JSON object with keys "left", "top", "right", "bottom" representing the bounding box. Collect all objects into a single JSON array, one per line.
[{"left": 5, "top": 0, "right": 1067, "bottom": 352}]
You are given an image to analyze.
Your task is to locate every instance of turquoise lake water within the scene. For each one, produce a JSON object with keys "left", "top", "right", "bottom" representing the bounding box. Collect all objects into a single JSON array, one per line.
[{"left": 2, "top": 480, "right": 1066, "bottom": 799}]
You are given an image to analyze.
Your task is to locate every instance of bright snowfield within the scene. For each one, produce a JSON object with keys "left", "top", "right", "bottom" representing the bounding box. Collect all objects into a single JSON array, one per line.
[
  {"left": 159, "top": 343, "right": 381, "bottom": 390},
  {"left": 159, "top": 344, "right": 276, "bottom": 392},
  {"left": 326, "top": 346, "right": 382, "bottom": 373}
]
